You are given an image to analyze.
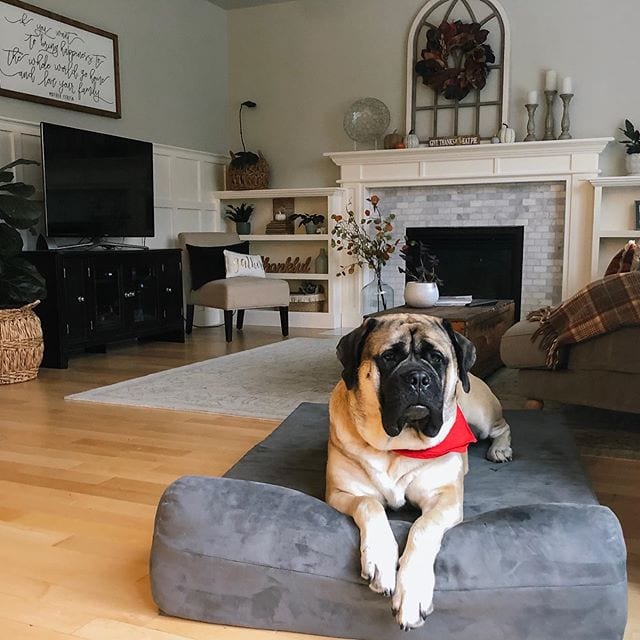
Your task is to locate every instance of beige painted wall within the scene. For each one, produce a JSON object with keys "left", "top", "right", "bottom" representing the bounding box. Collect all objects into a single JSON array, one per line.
[
  {"left": 0, "top": 0, "right": 229, "bottom": 153},
  {"left": 229, "top": 0, "right": 635, "bottom": 186}
]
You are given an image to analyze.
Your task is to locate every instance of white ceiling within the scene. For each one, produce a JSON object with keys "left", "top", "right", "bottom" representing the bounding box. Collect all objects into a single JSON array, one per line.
[{"left": 206, "top": 0, "right": 295, "bottom": 9}]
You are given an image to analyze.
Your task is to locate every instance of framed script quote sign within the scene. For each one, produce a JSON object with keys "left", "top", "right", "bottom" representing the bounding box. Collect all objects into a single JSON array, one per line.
[{"left": 0, "top": 0, "right": 121, "bottom": 118}]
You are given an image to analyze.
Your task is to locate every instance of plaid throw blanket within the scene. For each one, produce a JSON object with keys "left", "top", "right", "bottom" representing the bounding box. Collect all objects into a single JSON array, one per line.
[{"left": 526, "top": 271, "right": 640, "bottom": 368}]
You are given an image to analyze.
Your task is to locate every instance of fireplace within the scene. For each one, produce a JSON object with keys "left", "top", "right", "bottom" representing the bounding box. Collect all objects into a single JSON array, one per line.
[
  {"left": 326, "top": 138, "right": 611, "bottom": 328},
  {"left": 406, "top": 226, "right": 524, "bottom": 320}
]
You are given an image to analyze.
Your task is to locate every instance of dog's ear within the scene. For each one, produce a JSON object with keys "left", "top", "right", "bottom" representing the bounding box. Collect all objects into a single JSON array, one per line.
[
  {"left": 442, "top": 320, "right": 476, "bottom": 393},
  {"left": 336, "top": 318, "right": 379, "bottom": 390}
]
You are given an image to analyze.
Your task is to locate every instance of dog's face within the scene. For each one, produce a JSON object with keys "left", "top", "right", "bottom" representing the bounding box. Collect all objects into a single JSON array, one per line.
[{"left": 336, "top": 314, "right": 476, "bottom": 450}]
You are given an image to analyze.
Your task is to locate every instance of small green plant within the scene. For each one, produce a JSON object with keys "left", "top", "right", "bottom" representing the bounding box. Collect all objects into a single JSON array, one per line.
[
  {"left": 399, "top": 239, "right": 443, "bottom": 285},
  {"left": 0, "top": 159, "right": 46, "bottom": 309},
  {"left": 618, "top": 119, "right": 640, "bottom": 154},
  {"left": 290, "top": 213, "right": 325, "bottom": 228},
  {"left": 225, "top": 203, "right": 255, "bottom": 223}
]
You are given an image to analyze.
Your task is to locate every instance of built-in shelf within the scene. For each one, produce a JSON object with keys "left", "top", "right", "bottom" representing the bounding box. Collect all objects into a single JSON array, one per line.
[
  {"left": 214, "top": 187, "right": 345, "bottom": 329},
  {"left": 265, "top": 273, "right": 328, "bottom": 280},
  {"left": 240, "top": 234, "right": 329, "bottom": 241},
  {"left": 215, "top": 188, "right": 344, "bottom": 200},
  {"left": 599, "top": 230, "right": 640, "bottom": 238},
  {"left": 590, "top": 177, "right": 640, "bottom": 279}
]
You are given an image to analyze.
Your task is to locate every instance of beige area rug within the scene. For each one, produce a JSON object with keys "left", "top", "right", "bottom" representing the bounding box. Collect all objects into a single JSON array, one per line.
[
  {"left": 67, "top": 337, "right": 640, "bottom": 458},
  {"left": 66, "top": 338, "right": 342, "bottom": 420}
]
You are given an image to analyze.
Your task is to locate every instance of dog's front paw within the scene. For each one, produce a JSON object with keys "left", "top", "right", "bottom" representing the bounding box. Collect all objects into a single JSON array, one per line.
[
  {"left": 360, "top": 528, "right": 398, "bottom": 596},
  {"left": 486, "top": 441, "right": 512, "bottom": 463},
  {"left": 392, "top": 562, "right": 434, "bottom": 630}
]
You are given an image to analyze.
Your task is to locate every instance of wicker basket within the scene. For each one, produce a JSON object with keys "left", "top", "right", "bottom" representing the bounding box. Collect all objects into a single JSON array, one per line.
[
  {"left": 0, "top": 301, "right": 44, "bottom": 385},
  {"left": 226, "top": 151, "right": 270, "bottom": 191},
  {"left": 289, "top": 292, "right": 326, "bottom": 312}
]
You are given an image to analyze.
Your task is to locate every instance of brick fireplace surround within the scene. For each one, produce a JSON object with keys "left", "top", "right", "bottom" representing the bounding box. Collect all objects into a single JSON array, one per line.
[{"left": 326, "top": 138, "right": 612, "bottom": 328}]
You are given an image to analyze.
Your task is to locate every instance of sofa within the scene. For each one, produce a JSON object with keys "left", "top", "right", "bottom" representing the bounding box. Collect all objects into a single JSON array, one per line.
[{"left": 500, "top": 320, "right": 640, "bottom": 413}]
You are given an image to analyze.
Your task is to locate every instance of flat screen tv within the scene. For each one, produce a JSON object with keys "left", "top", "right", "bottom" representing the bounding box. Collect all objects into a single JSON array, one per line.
[{"left": 41, "top": 122, "right": 154, "bottom": 239}]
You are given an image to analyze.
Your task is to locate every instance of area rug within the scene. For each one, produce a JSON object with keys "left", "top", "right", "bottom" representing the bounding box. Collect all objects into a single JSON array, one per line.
[
  {"left": 67, "top": 337, "right": 640, "bottom": 458},
  {"left": 66, "top": 338, "right": 341, "bottom": 420}
]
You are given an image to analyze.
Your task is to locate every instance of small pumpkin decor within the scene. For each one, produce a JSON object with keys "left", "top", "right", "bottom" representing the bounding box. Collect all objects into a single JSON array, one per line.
[
  {"left": 414, "top": 21, "right": 495, "bottom": 101},
  {"left": 498, "top": 123, "right": 516, "bottom": 143},
  {"left": 384, "top": 130, "right": 404, "bottom": 149},
  {"left": 404, "top": 129, "right": 420, "bottom": 149}
]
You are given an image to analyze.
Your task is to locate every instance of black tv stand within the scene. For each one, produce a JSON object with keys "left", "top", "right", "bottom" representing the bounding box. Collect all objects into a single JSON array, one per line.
[{"left": 24, "top": 248, "right": 184, "bottom": 368}]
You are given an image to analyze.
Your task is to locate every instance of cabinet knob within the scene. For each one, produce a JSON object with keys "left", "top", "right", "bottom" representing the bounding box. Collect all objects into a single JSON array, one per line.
[{"left": 77, "top": 295, "right": 85, "bottom": 303}]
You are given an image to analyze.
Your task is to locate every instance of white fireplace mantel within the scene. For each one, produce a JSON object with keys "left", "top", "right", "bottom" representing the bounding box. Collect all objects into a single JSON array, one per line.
[
  {"left": 325, "top": 138, "right": 613, "bottom": 327},
  {"left": 325, "top": 138, "right": 612, "bottom": 184}
]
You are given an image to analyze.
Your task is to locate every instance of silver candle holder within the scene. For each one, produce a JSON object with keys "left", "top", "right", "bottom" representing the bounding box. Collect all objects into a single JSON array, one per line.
[
  {"left": 524, "top": 103, "right": 538, "bottom": 141},
  {"left": 543, "top": 90, "right": 557, "bottom": 141},
  {"left": 558, "top": 93, "right": 574, "bottom": 140}
]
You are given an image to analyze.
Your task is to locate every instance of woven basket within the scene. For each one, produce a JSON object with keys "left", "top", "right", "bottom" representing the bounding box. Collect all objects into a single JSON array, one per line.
[
  {"left": 226, "top": 151, "right": 270, "bottom": 190},
  {"left": 289, "top": 292, "right": 326, "bottom": 312},
  {"left": 0, "top": 301, "right": 44, "bottom": 385}
]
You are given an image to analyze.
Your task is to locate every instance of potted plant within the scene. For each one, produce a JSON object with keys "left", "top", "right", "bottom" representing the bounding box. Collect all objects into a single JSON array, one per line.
[
  {"left": 399, "top": 239, "right": 443, "bottom": 307},
  {"left": 618, "top": 119, "right": 640, "bottom": 174},
  {"left": 0, "top": 159, "right": 47, "bottom": 384},
  {"left": 290, "top": 213, "right": 325, "bottom": 234},
  {"left": 226, "top": 100, "right": 270, "bottom": 190},
  {"left": 331, "top": 195, "right": 400, "bottom": 313},
  {"left": 225, "top": 203, "right": 255, "bottom": 235}
]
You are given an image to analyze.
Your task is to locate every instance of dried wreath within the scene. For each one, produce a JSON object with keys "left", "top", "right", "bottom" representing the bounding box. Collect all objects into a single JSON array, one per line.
[{"left": 414, "top": 20, "right": 495, "bottom": 101}]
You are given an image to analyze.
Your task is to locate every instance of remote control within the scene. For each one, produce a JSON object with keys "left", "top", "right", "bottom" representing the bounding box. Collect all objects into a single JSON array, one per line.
[{"left": 466, "top": 299, "right": 498, "bottom": 307}]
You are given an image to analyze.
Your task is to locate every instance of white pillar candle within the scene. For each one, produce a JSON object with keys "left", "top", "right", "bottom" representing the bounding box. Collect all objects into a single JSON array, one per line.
[
  {"left": 527, "top": 90, "right": 539, "bottom": 105},
  {"left": 545, "top": 70, "right": 557, "bottom": 91},
  {"left": 561, "top": 76, "right": 573, "bottom": 94}
]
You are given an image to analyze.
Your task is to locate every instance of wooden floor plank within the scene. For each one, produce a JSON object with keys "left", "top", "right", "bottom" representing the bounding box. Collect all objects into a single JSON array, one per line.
[{"left": 0, "top": 325, "right": 637, "bottom": 639}]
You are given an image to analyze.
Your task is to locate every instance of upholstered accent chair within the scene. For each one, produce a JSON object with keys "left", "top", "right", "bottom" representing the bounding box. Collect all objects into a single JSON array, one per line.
[{"left": 178, "top": 232, "right": 290, "bottom": 342}]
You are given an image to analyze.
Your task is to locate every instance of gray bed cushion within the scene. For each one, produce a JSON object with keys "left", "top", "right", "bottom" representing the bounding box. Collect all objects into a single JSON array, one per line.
[{"left": 150, "top": 404, "right": 627, "bottom": 640}]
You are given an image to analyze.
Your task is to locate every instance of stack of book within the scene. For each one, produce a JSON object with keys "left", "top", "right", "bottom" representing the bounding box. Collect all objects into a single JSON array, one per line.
[{"left": 435, "top": 295, "right": 473, "bottom": 306}]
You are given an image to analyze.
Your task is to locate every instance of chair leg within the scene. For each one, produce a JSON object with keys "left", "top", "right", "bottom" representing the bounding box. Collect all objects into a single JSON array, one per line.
[
  {"left": 279, "top": 306, "right": 289, "bottom": 337},
  {"left": 224, "top": 310, "right": 234, "bottom": 342},
  {"left": 237, "top": 310, "right": 245, "bottom": 330},
  {"left": 185, "top": 304, "right": 194, "bottom": 335}
]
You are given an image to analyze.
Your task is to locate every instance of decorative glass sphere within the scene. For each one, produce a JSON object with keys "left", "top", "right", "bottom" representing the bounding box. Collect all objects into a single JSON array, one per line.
[{"left": 343, "top": 98, "right": 391, "bottom": 144}]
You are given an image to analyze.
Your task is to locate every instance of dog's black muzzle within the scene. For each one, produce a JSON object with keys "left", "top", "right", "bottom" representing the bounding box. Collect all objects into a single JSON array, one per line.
[{"left": 379, "top": 361, "right": 445, "bottom": 438}]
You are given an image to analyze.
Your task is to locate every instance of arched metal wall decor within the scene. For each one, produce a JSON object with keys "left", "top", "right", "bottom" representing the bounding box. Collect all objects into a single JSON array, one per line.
[{"left": 406, "top": 0, "right": 510, "bottom": 142}]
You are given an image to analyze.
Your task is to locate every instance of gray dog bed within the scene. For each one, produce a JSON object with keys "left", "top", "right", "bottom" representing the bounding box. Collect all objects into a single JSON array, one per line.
[{"left": 150, "top": 404, "right": 627, "bottom": 639}]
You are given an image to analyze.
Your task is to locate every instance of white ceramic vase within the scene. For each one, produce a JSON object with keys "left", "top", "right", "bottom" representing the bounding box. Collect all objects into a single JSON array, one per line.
[
  {"left": 626, "top": 153, "right": 640, "bottom": 175},
  {"left": 404, "top": 282, "right": 439, "bottom": 307}
]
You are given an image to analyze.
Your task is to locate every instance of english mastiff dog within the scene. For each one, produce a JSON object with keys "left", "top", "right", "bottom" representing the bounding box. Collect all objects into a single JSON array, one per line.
[{"left": 326, "top": 313, "right": 512, "bottom": 630}]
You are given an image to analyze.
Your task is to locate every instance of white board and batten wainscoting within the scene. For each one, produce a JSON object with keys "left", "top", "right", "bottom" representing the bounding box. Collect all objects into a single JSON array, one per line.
[{"left": 0, "top": 116, "right": 227, "bottom": 327}]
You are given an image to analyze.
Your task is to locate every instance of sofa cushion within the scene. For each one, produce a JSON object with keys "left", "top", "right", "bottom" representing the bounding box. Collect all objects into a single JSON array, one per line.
[
  {"left": 502, "top": 321, "right": 640, "bottom": 374},
  {"left": 190, "top": 276, "right": 289, "bottom": 309},
  {"left": 500, "top": 320, "right": 567, "bottom": 369},
  {"left": 570, "top": 326, "right": 640, "bottom": 374}
]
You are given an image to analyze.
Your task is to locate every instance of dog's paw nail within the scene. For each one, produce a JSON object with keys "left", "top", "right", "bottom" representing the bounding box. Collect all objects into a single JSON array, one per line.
[
  {"left": 391, "top": 607, "right": 399, "bottom": 616},
  {"left": 420, "top": 610, "right": 429, "bottom": 621}
]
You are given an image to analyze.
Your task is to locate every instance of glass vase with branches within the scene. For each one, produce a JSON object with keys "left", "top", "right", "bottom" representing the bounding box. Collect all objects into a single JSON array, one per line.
[{"left": 331, "top": 195, "right": 400, "bottom": 311}]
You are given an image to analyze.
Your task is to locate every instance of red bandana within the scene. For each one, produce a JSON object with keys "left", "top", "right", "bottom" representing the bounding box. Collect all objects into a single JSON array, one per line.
[{"left": 393, "top": 406, "right": 476, "bottom": 459}]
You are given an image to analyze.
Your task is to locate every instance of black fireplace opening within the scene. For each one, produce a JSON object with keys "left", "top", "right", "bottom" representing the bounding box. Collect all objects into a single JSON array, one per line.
[{"left": 405, "top": 226, "right": 525, "bottom": 320}]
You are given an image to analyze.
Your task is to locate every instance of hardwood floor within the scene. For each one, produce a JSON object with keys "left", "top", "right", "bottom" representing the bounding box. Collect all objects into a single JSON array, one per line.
[{"left": 0, "top": 325, "right": 637, "bottom": 639}]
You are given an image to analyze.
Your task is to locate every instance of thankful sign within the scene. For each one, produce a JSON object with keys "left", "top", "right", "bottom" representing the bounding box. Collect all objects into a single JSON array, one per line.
[{"left": 0, "top": 0, "right": 120, "bottom": 117}]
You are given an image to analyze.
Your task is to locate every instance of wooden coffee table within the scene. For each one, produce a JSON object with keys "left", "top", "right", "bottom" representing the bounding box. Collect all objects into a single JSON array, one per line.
[{"left": 370, "top": 300, "right": 515, "bottom": 379}]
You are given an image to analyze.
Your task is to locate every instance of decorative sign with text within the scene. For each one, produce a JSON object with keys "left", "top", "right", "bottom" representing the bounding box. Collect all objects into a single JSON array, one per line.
[
  {"left": 0, "top": 0, "right": 120, "bottom": 118},
  {"left": 427, "top": 136, "right": 479, "bottom": 147}
]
